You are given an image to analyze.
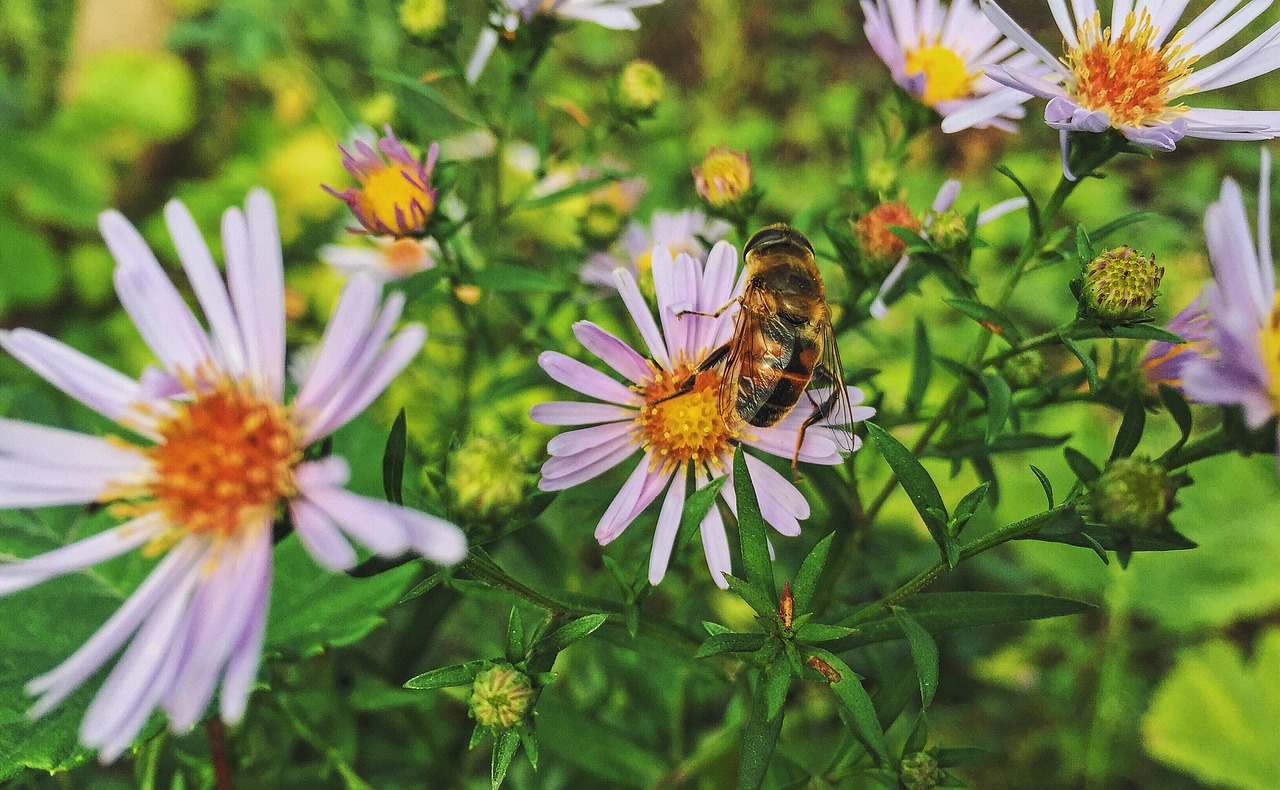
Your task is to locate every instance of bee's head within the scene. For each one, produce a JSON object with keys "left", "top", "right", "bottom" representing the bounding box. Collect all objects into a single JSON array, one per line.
[{"left": 745, "top": 223, "right": 814, "bottom": 259}]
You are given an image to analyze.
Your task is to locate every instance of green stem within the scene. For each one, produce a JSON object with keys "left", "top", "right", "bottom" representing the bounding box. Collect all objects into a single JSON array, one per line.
[{"left": 1160, "top": 425, "right": 1231, "bottom": 469}]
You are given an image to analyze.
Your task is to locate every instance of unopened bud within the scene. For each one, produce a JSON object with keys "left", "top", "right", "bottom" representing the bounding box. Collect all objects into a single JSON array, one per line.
[
  {"left": 616, "top": 60, "right": 664, "bottom": 114},
  {"left": 865, "top": 160, "right": 898, "bottom": 195},
  {"left": 1089, "top": 456, "right": 1176, "bottom": 534},
  {"left": 469, "top": 663, "right": 535, "bottom": 730},
  {"left": 1079, "top": 246, "right": 1163, "bottom": 324},
  {"left": 399, "top": 0, "right": 446, "bottom": 36},
  {"left": 899, "top": 751, "right": 943, "bottom": 790},
  {"left": 1000, "top": 350, "right": 1047, "bottom": 390},
  {"left": 853, "top": 202, "right": 920, "bottom": 275},
  {"left": 693, "top": 146, "right": 753, "bottom": 208},
  {"left": 928, "top": 209, "right": 969, "bottom": 253},
  {"left": 447, "top": 435, "right": 528, "bottom": 523}
]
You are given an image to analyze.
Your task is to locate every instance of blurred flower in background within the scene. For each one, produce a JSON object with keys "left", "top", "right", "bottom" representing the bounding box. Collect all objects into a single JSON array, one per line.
[
  {"left": 320, "top": 236, "right": 440, "bottom": 281},
  {"left": 0, "top": 189, "right": 466, "bottom": 761},
  {"left": 324, "top": 125, "right": 441, "bottom": 237},
  {"left": 693, "top": 145, "right": 753, "bottom": 209},
  {"left": 581, "top": 209, "right": 729, "bottom": 291}
]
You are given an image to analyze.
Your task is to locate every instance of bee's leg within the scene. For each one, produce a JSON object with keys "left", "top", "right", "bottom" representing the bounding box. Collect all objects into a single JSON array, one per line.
[
  {"left": 790, "top": 389, "right": 842, "bottom": 477},
  {"left": 675, "top": 297, "right": 740, "bottom": 320},
  {"left": 651, "top": 343, "right": 731, "bottom": 406}
]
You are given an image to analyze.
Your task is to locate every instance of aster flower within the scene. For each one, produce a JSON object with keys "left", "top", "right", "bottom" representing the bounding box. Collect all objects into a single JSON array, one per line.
[
  {"left": 862, "top": 0, "right": 1041, "bottom": 131},
  {"left": 533, "top": 242, "right": 875, "bottom": 588},
  {"left": 324, "top": 125, "right": 440, "bottom": 237},
  {"left": 320, "top": 235, "right": 440, "bottom": 281},
  {"left": 1180, "top": 152, "right": 1280, "bottom": 462},
  {"left": 0, "top": 190, "right": 466, "bottom": 761},
  {"left": 869, "top": 179, "right": 1027, "bottom": 318},
  {"left": 958, "top": 0, "right": 1280, "bottom": 177},
  {"left": 466, "top": 0, "right": 663, "bottom": 84},
  {"left": 693, "top": 146, "right": 753, "bottom": 208},
  {"left": 1140, "top": 297, "right": 1213, "bottom": 390},
  {"left": 581, "top": 209, "right": 730, "bottom": 290}
]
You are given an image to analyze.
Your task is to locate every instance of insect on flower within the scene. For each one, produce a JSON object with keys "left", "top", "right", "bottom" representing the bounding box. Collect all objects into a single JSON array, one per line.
[{"left": 674, "top": 224, "right": 854, "bottom": 472}]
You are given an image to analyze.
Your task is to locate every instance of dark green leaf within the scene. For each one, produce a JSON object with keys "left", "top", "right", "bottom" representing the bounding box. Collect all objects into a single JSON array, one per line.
[
  {"left": 676, "top": 475, "right": 729, "bottom": 554},
  {"left": 764, "top": 663, "right": 793, "bottom": 721},
  {"left": 695, "top": 632, "right": 768, "bottom": 658},
  {"left": 929, "top": 432, "right": 1072, "bottom": 460},
  {"left": 472, "top": 262, "right": 564, "bottom": 293},
  {"left": 950, "top": 482, "right": 990, "bottom": 535},
  {"left": 942, "top": 297, "right": 1023, "bottom": 343},
  {"left": 398, "top": 569, "right": 447, "bottom": 604},
  {"left": 1061, "top": 334, "right": 1100, "bottom": 390},
  {"left": 906, "top": 319, "right": 933, "bottom": 415},
  {"left": 866, "top": 421, "right": 948, "bottom": 529},
  {"left": 1029, "top": 465, "right": 1054, "bottom": 507},
  {"left": 980, "top": 371, "right": 1012, "bottom": 444},
  {"left": 739, "top": 672, "right": 786, "bottom": 790},
  {"left": 404, "top": 659, "right": 490, "bottom": 690},
  {"left": 807, "top": 648, "right": 889, "bottom": 764},
  {"left": 794, "top": 622, "right": 856, "bottom": 642},
  {"left": 733, "top": 447, "right": 776, "bottom": 598},
  {"left": 793, "top": 533, "right": 834, "bottom": 613},
  {"left": 519, "top": 725, "right": 539, "bottom": 771},
  {"left": 1159, "top": 384, "right": 1193, "bottom": 450},
  {"left": 532, "top": 614, "right": 609, "bottom": 655},
  {"left": 996, "top": 165, "right": 1041, "bottom": 240},
  {"left": 1064, "top": 447, "right": 1102, "bottom": 483},
  {"left": 1092, "top": 211, "right": 1158, "bottom": 241},
  {"left": 724, "top": 574, "right": 777, "bottom": 616},
  {"left": 1111, "top": 396, "right": 1146, "bottom": 460},
  {"left": 703, "top": 620, "right": 732, "bottom": 636},
  {"left": 1075, "top": 224, "right": 1094, "bottom": 264},
  {"left": 936, "top": 746, "right": 990, "bottom": 767},
  {"left": 506, "top": 607, "right": 525, "bottom": 663},
  {"left": 492, "top": 730, "right": 520, "bottom": 790},
  {"left": 835, "top": 592, "right": 1093, "bottom": 645},
  {"left": 382, "top": 408, "right": 407, "bottom": 505},
  {"left": 891, "top": 607, "right": 940, "bottom": 707}
]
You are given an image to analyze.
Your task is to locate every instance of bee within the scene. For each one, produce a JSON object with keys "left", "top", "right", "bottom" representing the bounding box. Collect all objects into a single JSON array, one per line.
[{"left": 680, "top": 223, "right": 853, "bottom": 471}]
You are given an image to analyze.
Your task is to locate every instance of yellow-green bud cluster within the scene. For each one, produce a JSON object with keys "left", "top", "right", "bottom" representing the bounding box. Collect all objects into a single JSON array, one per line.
[
  {"left": 447, "top": 436, "right": 528, "bottom": 524},
  {"left": 1080, "top": 245, "right": 1163, "bottom": 324},
  {"left": 1089, "top": 456, "right": 1176, "bottom": 534},
  {"left": 469, "top": 664, "right": 535, "bottom": 730},
  {"left": 1000, "top": 350, "right": 1048, "bottom": 390},
  {"left": 693, "top": 146, "right": 753, "bottom": 209},
  {"left": 616, "top": 60, "right": 664, "bottom": 113},
  {"left": 399, "top": 0, "right": 446, "bottom": 36},
  {"left": 899, "top": 751, "right": 943, "bottom": 790},
  {"left": 928, "top": 209, "right": 969, "bottom": 253}
]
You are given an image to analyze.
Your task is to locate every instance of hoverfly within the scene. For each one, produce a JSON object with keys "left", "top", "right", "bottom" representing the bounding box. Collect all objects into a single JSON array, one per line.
[{"left": 678, "top": 223, "right": 853, "bottom": 471}]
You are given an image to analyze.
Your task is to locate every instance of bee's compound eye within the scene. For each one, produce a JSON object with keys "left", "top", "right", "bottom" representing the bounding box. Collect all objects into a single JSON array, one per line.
[{"left": 745, "top": 225, "right": 788, "bottom": 255}]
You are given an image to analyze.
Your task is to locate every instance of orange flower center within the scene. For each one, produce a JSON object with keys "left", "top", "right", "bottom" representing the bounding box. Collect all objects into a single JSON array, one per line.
[
  {"left": 1065, "top": 10, "right": 1197, "bottom": 127},
  {"left": 112, "top": 379, "right": 301, "bottom": 543},
  {"left": 1263, "top": 291, "right": 1280, "bottom": 409},
  {"left": 357, "top": 165, "right": 434, "bottom": 234},
  {"left": 634, "top": 364, "right": 738, "bottom": 474},
  {"left": 855, "top": 202, "right": 920, "bottom": 270}
]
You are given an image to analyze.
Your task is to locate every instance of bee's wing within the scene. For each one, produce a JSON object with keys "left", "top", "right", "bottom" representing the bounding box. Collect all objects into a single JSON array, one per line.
[
  {"left": 714, "top": 309, "right": 787, "bottom": 428},
  {"left": 805, "top": 318, "right": 856, "bottom": 454}
]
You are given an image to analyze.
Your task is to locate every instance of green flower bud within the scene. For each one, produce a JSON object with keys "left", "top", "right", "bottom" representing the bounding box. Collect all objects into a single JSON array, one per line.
[
  {"left": 928, "top": 208, "right": 969, "bottom": 253},
  {"left": 1079, "top": 245, "right": 1163, "bottom": 324},
  {"left": 399, "top": 0, "right": 446, "bottom": 36},
  {"left": 446, "top": 436, "right": 528, "bottom": 524},
  {"left": 899, "top": 751, "right": 943, "bottom": 790},
  {"left": 865, "top": 160, "right": 898, "bottom": 195},
  {"left": 469, "top": 664, "right": 535, "bottom": 730},
  {"left": 1000, "top": 350, "right": 1048, "bottom": 390},
  {"left": 1089, "top": 456, "right": 1176, "bottom": 534},
  {"left": 581, "top": 202, "right": 625, "bottom": 245},
  {"left": 616, "top": 59, "right": 664, "bottom": 114}
]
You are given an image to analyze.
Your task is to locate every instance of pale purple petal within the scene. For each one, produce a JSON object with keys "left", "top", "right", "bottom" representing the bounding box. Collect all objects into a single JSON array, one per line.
[
  {"left": 397, "top": 507, "right": 468, "bottom": 565},
  {"left": 698, "top": 468, "right": 732, "bottom": 589},
  {"left": 163, "top": 199, "right": 248, "bottom": 376},
  {"left": 297, "top": 473, "right": 411, "bottom": 556},
  {"left": 219, "top": 579, "right": 268, "bottom": 724},
  {"left": 244, "top": 189, "right": 287, "bottom": 399},
  {"left": 614, "top": 269, "right": 672, "bottom": 369},
  {"left": 539, "top": 351, "right": 643, "bottom": 406},
  {"left": 540, "top": 433, "right": 640, "bottom": 490},
  {"left": 647, "top": 469, "right": 687, "bottom": 585},
  {"left": 572, "top": 321, "right": 652, "bottom": 383},
  {"left": 0, "top": 516, "right": 163, "bottom": 595},
  {"left": 595, "top": 455, "right": 670, "bottom": 544},
  {"left": 290, "top": 498, "right": 358, "bottom": 571},
  {"left": 295, "top": 274, "right": 383, "bottom": 413},
  {"left": 530, "top": 400, "right": 636, "bottom": 426},
  {"left": 744, "top": 453, "right": 810, "bottom": 520},
  {"left": 0, "top": 329, "right": 147, "bottom": 428},
  {"left": 303, "top": 324, "right": 427, "bottom": 441}
]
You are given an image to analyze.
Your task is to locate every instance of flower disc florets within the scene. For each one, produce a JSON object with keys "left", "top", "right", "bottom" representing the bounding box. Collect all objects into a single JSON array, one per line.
[
  {"left": 1080, "top": 245, "right": 1163, "bottom": 323},
  {"left": 854, "top": 202, "right": 921, "bottom": 274},
  {"left": 693, "top": 146, "right": 753, "bottom": 208},
  {"left": 1088, "top": 456, "right": 1177, "bottom": 534},
  {"left": 470, "top": 663, "right": 536, "bottom": 730},
  {"left": 324, "top": 126, "right": 440, "bottom": 237},
  {"left": 634, "top": 364, "right": 739, "bottom": 475}
]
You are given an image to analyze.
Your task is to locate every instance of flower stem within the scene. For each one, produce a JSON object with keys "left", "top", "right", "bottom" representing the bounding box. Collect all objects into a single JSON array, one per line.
[{"left": 207, "top": 718, "right": 234, "bottom": 790}]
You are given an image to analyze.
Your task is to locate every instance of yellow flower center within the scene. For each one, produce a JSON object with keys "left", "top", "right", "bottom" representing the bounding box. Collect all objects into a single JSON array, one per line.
[
  {"left": 904, "top": 43, "right": 976, "bottom": 105},
  {"left": 1263, "top": 291, "right": 1280, "bottom": 409},
  {"left": 357, "top": 165, "right": 435, "bottom": 234},
  {"left": 111, "top": 378, "right": 300, "bottom": 545},
  {"left": 634, "top": 364, "right": 738, "bottom": 474},
  {"left": 696, "top": 149, "right": 752, "bottom": 207},
  {"left": 1065, "top": 10, "right": 1197, "bottom": 127}
]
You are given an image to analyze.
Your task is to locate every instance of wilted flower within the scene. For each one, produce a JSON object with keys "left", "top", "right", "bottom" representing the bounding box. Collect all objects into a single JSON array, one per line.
[
  {"left": 969, "top": 0, "right": 1280, "bottom": 178},
  {"left": 869, "top": 179, "right": 1027, "bottom": 318},
  {"left": 863, "top": 0, "right": 1040, "bottom": 131},
  {"left": 580, "top": 209, "right": 730, "bottom": 291},
  {"left": 1180, "top": 152, "right": 1280, "bottom": 465},
  {"left": 0, "top": 190, "right": 466, "bottom": 761},
  {"left": 324, "top": 125, "right": 440, "bottom": 237},
  {"left": 466, "top": 0, "right": 664, "bottom": 84},
  {"left": 1078, "top": 245, "right": 1164, "bottom": 324},
  {"left": 320, "top": 236, "right": 440, "bottom": 281},
  {"left": 615, "top": 59, "right": 664, "bottom": 113},
  {"left": 1088, "top": 456, "right": 1178, "bottom": 534},
  {"left": 854, "top": 201, "right": 921, "bottom": 275},
  {"left": 469, "top": 663, "right": 536, "bottom": 729},
  {"left": 533, "top": 243, "right": 874, "bottom": 587},
  {"left": 693, "top": 146, "right": 753, "bottom": 208}
]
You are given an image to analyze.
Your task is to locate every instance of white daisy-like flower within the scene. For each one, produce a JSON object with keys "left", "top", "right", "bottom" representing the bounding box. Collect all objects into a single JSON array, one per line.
[
  {"left": 862, "top": 0, "right": 1042, "bottom": 131},
  {"left": 0, "top": 189, "right": 466, "bottom": 761},
  {"left": 951, "top": 0, "right": 1280, "bottom": 177},
  {"left": 581, "top": 209, "right": 730, "bottom": 290}
]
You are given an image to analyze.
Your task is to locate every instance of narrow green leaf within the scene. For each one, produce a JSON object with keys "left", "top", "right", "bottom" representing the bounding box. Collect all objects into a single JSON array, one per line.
[
  {"left": 492, "top": 730, "right": 520, "bottom": 790},
  {"left": 372, "top": 67, "right": 486, "bottom": 127},
  {"left": 836, "top": 592, "right": 1093, "bottom": 644},
  {"left": 942, "top": 297, "right": 1023, "bottom": 343},
  {"left": 793, "top": 533, "right": 834, "bottom": 613},
  {"left": 398, "top": 569, "right": 447, "bottom": 604},
  {"left": 996, "top": 165, "right": 1041, "bottom": 240},
  {"left": 382, "top": 408, "right": 407, "bottom": 505},
  {"left": 532, "top": 613, "right": 609, "bottom": 655},
  {"left": 866, "top": 421, "right": 947, "bottom": 527},
  {"left": 676, "top": 475, "right": 728, "bottom": 554},
  {"left": 1064, "top": 447, "right": 1102, "bottom": 483},
  {"left": 764, "top": 663, "right": 793, "bottom": 721},
  {"left": 695, "top": 632, "right": 768, "bottom": 658},
  {"left": 724, "top": 574, "right": 777, "bottom": 616},
  {"left": 506, "top": 607, "right": 525, "bottom": 663},
  {"left": 936, "top": 746, "right": 990, "bottom": 767},
  {"left": 891, "top": 607, "right": 940, "bottom": 708},
  {"left": 703, "top": 620, "right": 732, "bottom": 636},
  {"left": 1029, "top": 465, "right": 1054, "bottom": 508},
  {"left": 1111, "top": 396, "right": 1146, "bottom": 460},
  {"left": 979, "top": 371, "right": 1012, "bottom": 444},
  {"left": 1092, "top": 211, "right": 1158, "bottom": 241},
  {"left": 1061, "top": 334, "right": 1100, "bottom": 390},
  {"left": 513, "top": 173, "right": 629, "bottom": 211},
  {"left": 1105, "top": 324, "right": 1185, "bottom": 343},
  {"left": 404, "top": 659, "right": 490, "bottom": 690},
  {"left": 905, "top": 710, "right": 929, "bottom": 754},
  {"left": 794, "top": 622, "right": 856, "bottom": 643},
  {"left": 907, "top": 319, "right": 933, "bottom": 415},
  {"left": 807, "top": 647, "right": 889, "bottom": 764},
  {"left": 733, "top": 447, "right": 775, "bottom": 598},
  {"left": 518, "top": 725, "right": 539, "bottom": 771},
  {"left": 1159, "top": 384, "right": 1193, "bottom": 450},
  {"left": 1075, "top": 224, "right": 1094, "bottom": 264},
  {"left": 739, "top": 672, "right": 786, "bottom": 790},
  {"left": 950, "top": 482, "right": 990, "bottom": 535}
]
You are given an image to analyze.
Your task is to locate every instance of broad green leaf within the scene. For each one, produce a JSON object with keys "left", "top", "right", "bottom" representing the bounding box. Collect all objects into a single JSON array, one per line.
[
  {"left": 382, "top": 409, "right": 407, "bottom": 505},
  {"left": 403, "top": 659, "right": 490, "bottom": 690},
  {"left": 739, "top": 670, "right": 786, "bottom": 790},
  {"left": 1110, "top": 396, "right": 1146, "bottom": 460},
  {"left": 836, "top": 592, "right": 1092, "bottom": 643},
  {"left": 532, "top": 614, "right": 608, "bottom": 655},
  {"left": 1143, "top": 629, "right": 1280, "bottom": 790},
  {"left": 492, "top": 730, "right": 520, "bottom": 790},
  {"left": 793, "top": 533, "right": 834, "bottom": 613},
  {"left": 942, "top": 297, "right": 1023, "bottom": 344},
  {"left": 906, "top": 319, "right": 933, "bottom": 415},
  {"left": 891, "top": 607, "right": 940, "bottom": 708},
  {"left": 865, "top": 422, "right": 948, "bottom": 543},
  {"left": 733, "top": 447, "right": 775, "bottom": 598},
  {"left": 980, "top": 371, "right": 1011, "bottom": 444},
  {"left": 695, "top": 632, "right": 768, "bottom": 658},
  {"left": 807, "top": 648, "right": 888, "bottom": 764}
]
